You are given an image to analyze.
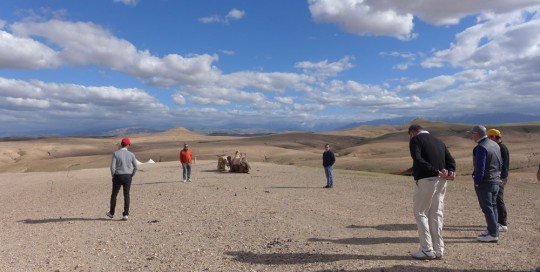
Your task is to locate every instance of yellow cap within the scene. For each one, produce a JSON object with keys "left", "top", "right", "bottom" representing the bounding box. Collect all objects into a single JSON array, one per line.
[{"left": 487, "top": 129, "right": 501, "bottom": 137}]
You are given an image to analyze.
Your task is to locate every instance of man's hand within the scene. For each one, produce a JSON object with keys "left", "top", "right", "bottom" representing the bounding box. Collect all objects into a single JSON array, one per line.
[
  {"left": 438, "top": 169, "right": 448, "bottom": 179},
  {"left": 446, "top": 171, "right": 456, "bottom": 181}
]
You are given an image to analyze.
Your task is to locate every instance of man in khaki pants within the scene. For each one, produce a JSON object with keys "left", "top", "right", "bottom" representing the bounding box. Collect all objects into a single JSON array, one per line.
[{"left": 408, "top": 124, "right": 456, "bottom": 260}]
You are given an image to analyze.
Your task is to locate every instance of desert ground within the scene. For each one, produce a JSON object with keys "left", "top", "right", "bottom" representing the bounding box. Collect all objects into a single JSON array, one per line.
[{"left": 1, "top": 120, "right": 540, "bottom": 271}]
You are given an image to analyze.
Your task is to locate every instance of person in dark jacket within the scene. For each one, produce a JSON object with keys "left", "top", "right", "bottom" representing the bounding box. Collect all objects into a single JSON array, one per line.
[
  {"left": 469, "top": 125, "right": 503, "bottom": 243},
  {"left": 322, "top": 144, "right": 336, "bottom": 188},
  {"left": 107, "top": 137, "right": 138, "bottom": 221},
  {"left": 487, "top": 128, "right": 509, "bottom": 232},
  {"left": 408, "top": 124, "right": 456, "bottom": 260}
]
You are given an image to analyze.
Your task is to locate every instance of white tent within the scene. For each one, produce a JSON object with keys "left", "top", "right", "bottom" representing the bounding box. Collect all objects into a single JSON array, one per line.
[{"left": 146, "top": 159, "right": 156, "bottom": 163}]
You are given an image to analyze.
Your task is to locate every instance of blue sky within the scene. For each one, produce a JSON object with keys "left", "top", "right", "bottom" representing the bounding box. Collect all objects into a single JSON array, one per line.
[{"left": 1, "top": 0, "right": 540, "bottom": 136}]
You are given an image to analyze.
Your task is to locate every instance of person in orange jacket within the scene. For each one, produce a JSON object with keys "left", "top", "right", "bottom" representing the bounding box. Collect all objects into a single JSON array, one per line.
[{"left": 179, "top": 143, "right": 193, "bottom": 182}]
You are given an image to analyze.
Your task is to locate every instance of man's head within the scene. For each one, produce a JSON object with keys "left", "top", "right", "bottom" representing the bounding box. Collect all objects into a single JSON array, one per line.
[
  {"left": 467, "top": 125, "right": 486, "bottom": 141},
  {"left": 487, "top": 128, "right": 502, "bottom": 142},
  {"left": 183, "top": 143, "right": 189, "bottom": 150},
  {"left": 324, "top": 144, "right": 330, "bottom": 150},
  {"left": 407, "top": 124, "right": 424, "bottom": 138},
  {"left": 121, "top": 137, "right": 131, "bottom": 147}
]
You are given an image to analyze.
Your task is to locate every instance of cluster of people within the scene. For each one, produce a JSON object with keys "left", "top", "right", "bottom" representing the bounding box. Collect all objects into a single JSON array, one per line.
[
  {"left": 105, "top": 128, "right": 538, "bottom": 271},
  {"left": 105, "top": 140, "right": 194, "bottom": 221},
  {"left": 406, "top": 124, "right": 511, "bottom": 260}
]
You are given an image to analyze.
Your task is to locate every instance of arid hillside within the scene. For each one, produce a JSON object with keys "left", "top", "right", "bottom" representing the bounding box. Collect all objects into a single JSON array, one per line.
[{"left": 1, "top": 119, "right": 540, "bottom": 176}]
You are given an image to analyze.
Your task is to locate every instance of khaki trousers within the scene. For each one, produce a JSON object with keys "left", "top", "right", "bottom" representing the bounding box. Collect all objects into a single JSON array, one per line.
[{"left": 413, "top": 177, "right": 447, "bottom": 254}]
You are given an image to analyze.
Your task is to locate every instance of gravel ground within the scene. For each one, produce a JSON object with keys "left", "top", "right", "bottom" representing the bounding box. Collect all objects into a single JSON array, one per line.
[{"left": 0, "top": 160, "right": 539, "bottom": 272}]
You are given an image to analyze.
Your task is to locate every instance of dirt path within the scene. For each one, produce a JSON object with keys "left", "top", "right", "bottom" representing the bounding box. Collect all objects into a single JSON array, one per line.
[{"left": 0, "top": 160, "right": 539, "bottom": 271}]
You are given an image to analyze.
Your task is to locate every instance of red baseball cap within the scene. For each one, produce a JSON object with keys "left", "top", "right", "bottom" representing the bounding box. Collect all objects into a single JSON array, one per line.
[{"left": 121, "top": 137, "right": 131, "bottom": 146}]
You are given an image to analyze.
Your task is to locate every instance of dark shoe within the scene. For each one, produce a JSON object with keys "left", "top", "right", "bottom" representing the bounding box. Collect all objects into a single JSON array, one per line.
[{"left": 324, "top": 185, "right": 330, "bottom": 188}]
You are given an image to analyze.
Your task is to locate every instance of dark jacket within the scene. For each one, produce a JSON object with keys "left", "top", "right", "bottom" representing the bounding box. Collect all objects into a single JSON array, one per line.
[
  {"left": 498, "top": 142, "right": 509, "bottom": 179},
  {"left": 409, "top": 132, "right": 456, "bottom": 180},
  {"left": 322, "top": 150, "right": 336, "bottom": 167},
  {"left": 473, "top": 137, "right": 502, "bottom": 184}
]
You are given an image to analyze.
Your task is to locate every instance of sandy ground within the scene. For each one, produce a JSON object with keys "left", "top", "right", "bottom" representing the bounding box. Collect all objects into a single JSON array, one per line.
[{"left": 0, "top": 160, "right": 539, "bottom": 272}]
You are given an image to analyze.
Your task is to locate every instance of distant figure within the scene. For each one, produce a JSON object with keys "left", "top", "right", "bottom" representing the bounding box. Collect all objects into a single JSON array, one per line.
[
  {"left": 537, "top": 163, "right": 540, "bottom": 182},
  {"left": 468, "top": 125, "right": 503, "bottom": 243},
  {"left": 322, "top": 144, "right": 336, "bottom": 188},
  {"left": 408, "top": 124, "right": 456, "bottom": 260},
  {"left": 534, "top": 166, "right": 540, "bottom": 272},
  {"left": 180, "top": 143, "right": 193, "bottom": 182},
  {"left": 107, "top": 137, "right": 138, "bottom": 221},
  {"left": 487, "top": 128, "right": 510, "bottom": 232}
]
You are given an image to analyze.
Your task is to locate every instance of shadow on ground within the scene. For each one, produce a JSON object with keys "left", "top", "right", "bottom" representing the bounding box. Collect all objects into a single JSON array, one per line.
[
  {"left": 318, "top": 266, "right": 522, "bottom": 272},
  {"left": 309, "top": 237, "right": 418, "bottom": 245},
  {"left": 226, "top": 251, "right": 523, "bottom": 272},
  {"left": 347, "top": 223, "right": 485, "bottom": 232},
  {"left": 225, "top": 251, "right": 411, "bottom": 264},
  {"left": 18, "top": 217, "right": 112, "bottom": 224}
]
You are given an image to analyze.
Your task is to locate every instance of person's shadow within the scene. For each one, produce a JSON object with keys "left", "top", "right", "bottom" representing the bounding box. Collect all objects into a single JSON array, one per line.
[{"left": 18, "top": 217, "right": 111, "bottom": 224}]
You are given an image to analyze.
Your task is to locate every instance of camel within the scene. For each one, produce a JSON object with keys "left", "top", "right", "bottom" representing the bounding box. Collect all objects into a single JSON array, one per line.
[
  {"left": 227, "top": 151, "right": 251, "bottom": 173},
  {"left": 217, "top": 155, "right": 230, "bottom": 171}
]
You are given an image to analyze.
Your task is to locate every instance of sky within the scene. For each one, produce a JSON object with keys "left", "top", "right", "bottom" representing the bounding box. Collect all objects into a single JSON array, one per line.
[{"left": 1, "top": 0, "right": 540, "bottom": 136}]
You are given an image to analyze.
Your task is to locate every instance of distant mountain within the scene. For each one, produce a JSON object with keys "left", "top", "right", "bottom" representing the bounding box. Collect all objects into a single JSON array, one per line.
[
  {"left": 190, "top": 127, "right": 281, "bottom": 136},
  {"left": 99, "top": 127, "right": 163, "bottom": 136},
  {"left": 338, "top": 113, "right": 540, "bottom": 130}
]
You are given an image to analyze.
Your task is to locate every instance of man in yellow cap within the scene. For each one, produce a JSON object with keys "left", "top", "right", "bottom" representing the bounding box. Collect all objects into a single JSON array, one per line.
[{"left": 487, "top": 128, "right": 509, "bottom": 232}]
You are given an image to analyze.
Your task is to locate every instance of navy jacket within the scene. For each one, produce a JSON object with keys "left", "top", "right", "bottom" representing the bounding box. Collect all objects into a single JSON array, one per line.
[{"left": 322, "top": 150, "right": 336, "bottom": 167}]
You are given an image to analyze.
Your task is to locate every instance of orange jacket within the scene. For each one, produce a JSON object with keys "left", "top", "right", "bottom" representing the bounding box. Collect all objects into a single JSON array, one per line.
[{"left": 179, "top": 149, "right": 193, "bottom": 163}]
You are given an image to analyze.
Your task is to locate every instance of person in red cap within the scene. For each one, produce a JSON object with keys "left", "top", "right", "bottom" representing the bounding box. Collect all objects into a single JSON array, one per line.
[{"left": 107, "top": 137, "right": 138, "bottom": 220}]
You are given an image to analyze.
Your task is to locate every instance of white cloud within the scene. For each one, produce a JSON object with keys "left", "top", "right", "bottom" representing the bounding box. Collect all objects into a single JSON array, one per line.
[
  {"left": 308, "top": 0, "right": 539, "bottom": 40},
  {"left": 406, "top": 75, "right": 456, "bottom": 94},
  {"left": 198, "top": 15, "right": 222, "bottom": 24},
  {"left": 7, "top": 19, "right": 222, "bottom": 87},
  {"left": 275, "top": 96, "right": 294, "bottom": 104},
  {"left": 226, "top": 9, "right": 246, "bottom": 20},
  {"left": 295, "top": 57, "right": 354, "bottom": 77},
  {"left": 113, "top": 0, "right": 138, "bottom": 6},
  {"left": 423, "top": 8, "right": 540, "bottom": 69},
  {"left": 0, "top": 77, "right": 167, "bottom": 115},
  {"left": 199, "top": 8, "right": 246, "bottom": 24},
  {"left": 220, "top": 49, "right": 236, "bottom": 55},
  {"left": 0, "top": 30, "right": 60, "bottom": 69},
  {"left": 308, "top": 0, "right": 416, "bottom": 40}
]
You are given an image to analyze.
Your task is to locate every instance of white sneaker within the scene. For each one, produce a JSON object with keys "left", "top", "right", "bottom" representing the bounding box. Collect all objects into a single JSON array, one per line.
[
  {"left": 498, "top": 224, "right": 508, "bottom": 232},
  {"left": 411, "top": 250, "right": 436, "bottom": 260},
  {"left": 477, "top": 234, "right": 498, "bottom": 243},
  {"left": 106, "top": 211, "right": 114, "bottom": 219},
  {"left": 434, "top": 251, "right": 443, "bottom": 259},
  {"left": 187, "top": 179, "right": 192, "bottom": 182},
  {"left": 182, "top": 179, "right": 186, "bottom": 182},
  {"left": 122, "top": 215, "right": 128, "bottom": 220},
  {"left": 478, "top": 230, "right": 489, "bottom": 237}
]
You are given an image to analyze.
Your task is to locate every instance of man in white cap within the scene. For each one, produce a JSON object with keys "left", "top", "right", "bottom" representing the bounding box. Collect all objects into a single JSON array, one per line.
[
  {"left": 468, "top": 125, "right": 503, "bottom": 242},
  {"left": 107, "top": 137, "right": 138, "bottom": 221},
  {"left": 487, "top": 128, "right": 509, "bottom": 232}
]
